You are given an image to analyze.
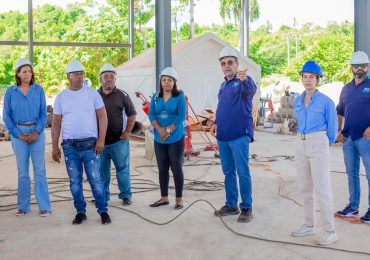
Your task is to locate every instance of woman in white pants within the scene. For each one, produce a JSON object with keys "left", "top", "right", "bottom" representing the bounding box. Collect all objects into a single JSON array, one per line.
[{"left": 291, "top": 60, "right": 338, "bottom": 245}]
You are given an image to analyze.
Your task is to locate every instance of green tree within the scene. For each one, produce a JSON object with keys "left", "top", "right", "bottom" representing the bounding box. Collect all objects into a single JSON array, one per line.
[
  {"left": 0, "top": 11, "right": 28, "bottom": 41},
  {"left": 282, "top": 23, "right": 354, "bottom": 83},
  {"left": 33, "top": 4, "right": 85, "bottom": 41},
  {"left": 179, "top": 0, "right": 199, "bottom": 39},
  {"left": 134, "top": 0, "right": 154, "bottom": 49},
  {"left": 219, "top": 0, "right": 260, "bottom": 51},
  {"left": 172, "top": 0, "right": 187, "bottom": 42},
  {"left": 219, "top": 0, "right": 260, "bottom": 23}
]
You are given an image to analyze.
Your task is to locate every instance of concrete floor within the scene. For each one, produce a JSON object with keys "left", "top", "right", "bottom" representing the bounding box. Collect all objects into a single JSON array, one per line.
[{"left": 0, "top": 130, "right": 369, "bottom": 260}]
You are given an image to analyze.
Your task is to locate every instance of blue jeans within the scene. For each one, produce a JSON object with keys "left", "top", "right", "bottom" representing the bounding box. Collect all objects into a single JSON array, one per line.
[
  {"left": 343, "top": 136, "right": 370, "bottom": 210},
  {"left": 100, "top": 140, "right": 131, "bottom": 201},
  {"left": 62, "top": 139, "right": 108, "bottom": 213},
  {"left": 11, "top": 126, "right": 51, "bottom": 213},
  {"left": 217, "top": 135, "right": 252, "bottom": 209}
]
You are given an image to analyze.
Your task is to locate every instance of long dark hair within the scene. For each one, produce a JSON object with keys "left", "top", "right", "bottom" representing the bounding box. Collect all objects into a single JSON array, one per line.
[
  {"left": 15, "top": 65, "right": 35, "bottom": 86},
  {"left": 158, "top": 77, "right": 183, "bottom": 97}
]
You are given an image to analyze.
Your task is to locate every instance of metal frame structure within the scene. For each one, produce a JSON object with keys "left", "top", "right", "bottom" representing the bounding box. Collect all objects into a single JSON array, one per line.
[
  {"left": 241, "top": 0, "right": 250, "bottom": 56},
  {"left": 155, "top": 0, "right": 172, "bottom": 91},
  {"left": 1, "top": 0, "right": 369, "bottom": 82},
  {"left": 0, "top": 0, "right": 135, "bottom": 64},
  {"left": 354, "top": 0, "right": 370, "bottom": 57}
]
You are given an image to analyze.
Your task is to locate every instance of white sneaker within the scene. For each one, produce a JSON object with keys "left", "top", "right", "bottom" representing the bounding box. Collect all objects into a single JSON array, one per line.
[
  {"left": 291, "top": 224, "right": 316, "bottom": 237},
  {"left": 316, "top": 231, "right": 338, "bottom": 245}
]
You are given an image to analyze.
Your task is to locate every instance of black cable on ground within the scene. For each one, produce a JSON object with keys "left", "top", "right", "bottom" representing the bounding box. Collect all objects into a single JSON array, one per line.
[
  {"left": 108, "top": 199, "right": 370, "bottom": 257},
  {"left": 1, "top": 155, "right": 370, "bottom": 255},
  {"left": 0, "top": 160, "right": 224, "bottom": 210}
]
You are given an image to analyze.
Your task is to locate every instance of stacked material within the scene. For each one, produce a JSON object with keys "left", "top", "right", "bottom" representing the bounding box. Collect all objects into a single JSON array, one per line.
[
  {"left": 273, "top": 96, "right": 295, "bottom": 123},
  {"left": 0, "top": 122, "right": 10, "bottom": 141}
]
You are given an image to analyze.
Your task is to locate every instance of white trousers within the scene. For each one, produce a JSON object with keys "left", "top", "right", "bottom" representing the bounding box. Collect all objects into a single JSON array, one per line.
[{"left": 295, "top": 134, "right": 335, "bottom": 231}]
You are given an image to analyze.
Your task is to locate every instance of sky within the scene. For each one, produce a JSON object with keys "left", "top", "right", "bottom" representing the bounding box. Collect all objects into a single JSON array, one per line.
[
  {"left": 194, "top": 0, "right": 354, "bottom": 30},
  {"left": 0, "top": 0, "right": 354, "bottom": 30}
]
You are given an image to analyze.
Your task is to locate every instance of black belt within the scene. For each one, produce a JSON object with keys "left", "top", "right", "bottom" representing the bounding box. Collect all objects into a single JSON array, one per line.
[{"left": 16, "top": 122, "right": 36, "bottom": 126}]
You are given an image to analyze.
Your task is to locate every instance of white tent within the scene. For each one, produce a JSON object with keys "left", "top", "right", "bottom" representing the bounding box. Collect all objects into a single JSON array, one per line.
[
  {"left": 116, "top": 33, "right": 261, "bottom": 123},
  {"left": 318, "top": 82, "right": 344, "bottom": 106}
]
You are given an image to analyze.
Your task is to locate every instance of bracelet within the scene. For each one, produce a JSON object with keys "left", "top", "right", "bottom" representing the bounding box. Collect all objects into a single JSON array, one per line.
[{"left": 166, "top": 127, "right": 171, "bottom": 134}]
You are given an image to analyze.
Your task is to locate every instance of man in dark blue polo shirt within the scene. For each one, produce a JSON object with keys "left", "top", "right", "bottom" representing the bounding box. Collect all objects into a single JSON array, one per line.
[
  {"left": 211, "top": 47, "right": 257, "bottom": 223},
  {"left": 336, "top": 51, "right": 370, "bottom": 223},
  {"left": 98, "top": 64, "right": 137, "bottom": 206}
]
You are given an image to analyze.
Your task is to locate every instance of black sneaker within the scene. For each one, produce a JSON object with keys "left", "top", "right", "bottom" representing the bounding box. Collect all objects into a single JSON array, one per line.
[
  {"left": 72, "top": 213, "right": 87, "bottom": 225},
  {"left": 214, "top": 205, "right": 240, "bottom": 216},
  {"left": 122, "top": 198, "right": 132, "bottom": 206},
  {"left": 237, "top": 208, "right": 253, "bottom": 223},
  {"left": 100, "top": 212, "right": 111, "bottom": 225}
]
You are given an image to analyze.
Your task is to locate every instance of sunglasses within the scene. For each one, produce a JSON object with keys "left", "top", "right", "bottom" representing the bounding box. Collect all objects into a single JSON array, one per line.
[
  {"left": 221, "top": 60, "right": 235, "bottom": 67},
  {"left": 352, "top": 64, "right": 368, "bottom": 69}
]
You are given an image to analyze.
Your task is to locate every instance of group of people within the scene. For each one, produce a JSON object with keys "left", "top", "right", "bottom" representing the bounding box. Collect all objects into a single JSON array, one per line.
[
  {"left": 2, "top": 47, "right": 369, "bottom": 246},
  {"left": 291, "top": 51, "right": 370, "bottom": 245}
]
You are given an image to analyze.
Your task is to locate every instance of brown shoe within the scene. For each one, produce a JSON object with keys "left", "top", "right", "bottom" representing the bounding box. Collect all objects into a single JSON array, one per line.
[
  {"left": 40, "top": 210, "right": 49, "bottom": 217},
  {"left": 16, "top": 209, "right": 25, "bottom": 216},
  {"left": 122, "top": 198, "right": 132, "bottom": 206}
]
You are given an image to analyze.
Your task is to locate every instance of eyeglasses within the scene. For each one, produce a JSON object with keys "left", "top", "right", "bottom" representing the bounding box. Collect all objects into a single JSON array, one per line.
[
  {"left": 352, "top": 64, "right": 368, "bottom": 69},
  {"left": 220, "top": 60, "right": 235, "bottom": 67}
]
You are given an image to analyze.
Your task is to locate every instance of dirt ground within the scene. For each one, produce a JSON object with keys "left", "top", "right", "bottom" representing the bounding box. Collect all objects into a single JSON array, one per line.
[{"left": 0, "top": 129, "right": 369, "bottom": 260}]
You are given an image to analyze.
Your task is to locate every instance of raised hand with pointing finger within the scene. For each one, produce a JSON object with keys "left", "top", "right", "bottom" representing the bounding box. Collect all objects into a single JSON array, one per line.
[{"left": 236, "top": 68, "right": 248, "bottom": 81}]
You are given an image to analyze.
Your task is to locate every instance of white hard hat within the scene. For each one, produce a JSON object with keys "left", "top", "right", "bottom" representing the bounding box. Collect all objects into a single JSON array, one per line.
[
  {"left": 14, "top": 58, "right": 32, "bottom": 72},
  {"left": 100, "top": 63, "right": 116, "bottom": 75},
  {"left": 65, "top": 60, "right": 85, "bottom": 74},
  {"left": 160, "top": 67, "right": 178, "bottom": 81},
  {"left": 349, "top": 51, "right": 370, "bottom": 65},
  {"left": 219, "top": 47, "right": 238, "bottom": 61}
]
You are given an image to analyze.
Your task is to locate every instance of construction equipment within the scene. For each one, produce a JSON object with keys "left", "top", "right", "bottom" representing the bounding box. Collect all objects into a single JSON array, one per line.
[
  {"left": 135, "top": 91, "right": 218, "bottom": 158},
  {"left": 135, "top": 92, "right": 150, "bottom": 115},
  {"left": 258, "top": 94, "right": 273, "bottom": 128},
  {"left": 183, "top": 95, "right": 199, "bottom": 157}
]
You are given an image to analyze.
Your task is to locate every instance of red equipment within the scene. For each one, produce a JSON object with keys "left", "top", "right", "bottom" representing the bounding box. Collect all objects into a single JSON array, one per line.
[
  {"left": 135, "top": 92, "right": 150, "bottom": 115},
  {"left": 183, "top": 95, "right": 200, "bottom": 157}
]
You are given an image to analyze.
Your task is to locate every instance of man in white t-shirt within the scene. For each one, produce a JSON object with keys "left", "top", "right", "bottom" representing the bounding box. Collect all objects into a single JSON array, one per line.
[{"left": 52, "top": 60, "right": 111, "bottom": 225}]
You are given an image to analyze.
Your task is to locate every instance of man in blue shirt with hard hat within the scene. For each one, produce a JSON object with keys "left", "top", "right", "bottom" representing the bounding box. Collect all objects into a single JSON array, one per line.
[
  {"left": 336, "top": 51, "right": 370, "bottom": 223},
  {"left": 211, "top": 47, "right": 257, "bottom": 223}
]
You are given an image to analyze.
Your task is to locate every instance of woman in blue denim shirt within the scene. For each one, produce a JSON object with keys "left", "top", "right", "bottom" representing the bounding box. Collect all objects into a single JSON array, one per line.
[
  {"left": 3, "top": 58, "right": 51, "bottom": 217},
  {"left": 148, "top": 67, "right": 187, "bottom": 209},
  {"left": 291, "top": 61, "right": 338, "bottom": 245}
]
